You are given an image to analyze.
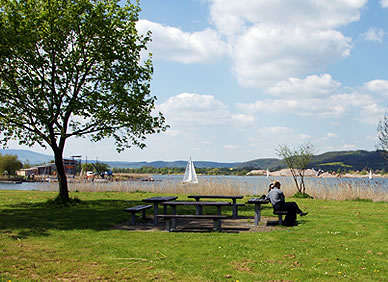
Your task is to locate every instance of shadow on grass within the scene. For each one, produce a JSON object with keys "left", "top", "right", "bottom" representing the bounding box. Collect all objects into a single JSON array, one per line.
[
  {"left": 0, "top": 199, "right": 290, "bottom": 238},
  {"left": 0, "top": 199, "right": 145, "bottom": 239}
]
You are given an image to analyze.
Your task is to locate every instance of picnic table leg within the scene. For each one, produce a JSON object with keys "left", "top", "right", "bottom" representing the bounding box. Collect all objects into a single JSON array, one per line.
[
  {"left": 254, "top": 204, "right": 261, "bottom": 226},
  {"left": 196, "top": 206, "right": 203, "bottom": 215},
  {"left": 232, "top": 199, "right": 237, "bottom": 219},
  {"left": 194, "top": 199, "right": 203, "bottom": 215},
  {"left": 171, "top": 206, "right": 176, "bottom": 229},
  {"left": 213, "top": 218, "right": 222, "bottom": 231},
  {"left": 141, "top": 209, "right": 147, "bottom": 220},
  {"left": 131, "top": 212, "right": 136, "bottom": 225},
  {"left": 165, "top": 218, "right": 171, "bottom": 231},
  {"left": 216, "top": 206, "right": 222, "bottom": 229},
  {"left": 153, "top": 203, "right": 159, "bottom": 226},
  {"left": 163, "top": 204, "right": 168, "bottom": 215}
]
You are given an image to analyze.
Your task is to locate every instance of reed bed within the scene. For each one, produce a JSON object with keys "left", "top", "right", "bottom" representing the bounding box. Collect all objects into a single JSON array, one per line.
[
  {"left": 267, "top": 177, "right": 387, "bottom": 202},
  {"left": 42, "top": 176, "right": 388, "bottom": 202}
]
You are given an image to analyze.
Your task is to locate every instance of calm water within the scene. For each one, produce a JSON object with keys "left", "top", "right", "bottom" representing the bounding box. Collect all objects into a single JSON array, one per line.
[{"left": 1, "top": 175, "right": 387, "bottom": 195}]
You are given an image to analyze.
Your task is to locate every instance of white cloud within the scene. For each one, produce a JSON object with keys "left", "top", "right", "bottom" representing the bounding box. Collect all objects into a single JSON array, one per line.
[
  {"left": 267, "top": 74, "right": 341, "bottom": 98},
  {"left": 343, "top": 144, "right": 356, "bottom": 150},
  {"left": 208, "top": 0, "right": 363, "bottom": 87},
  {"left": 138, "top": 1, "right": 367, "bottom": 88},
  {"left": 157, "top": 93, "right": 256, "bottom": 129},
  {"left": 237, "top": 97, "right": 346, "bottom": 118},
  {"left": 261, "top": 126, "right": 292, "bottom": 134},
  {"left": 361, "top": 27, "right": 384, "bottom": 42},
  {"left": 237, "top": 81, "right": 385, "bottom": 123},
  {"left": 231, "top": 114, "right": 255, "bottom": 124},
  {"left": 364, "top": 79, "right": 388, "bottom": 95},
  {"left": 318, "top": 132, "right": 338, "bottom": 143},
  {"left": 232, "top": 26, "right": 351, "bottom": 87},
  {"left": 224, "top": 144, "right": 238, "bottom": 150},
  {"left": 157, "top": 93, "right": 230, "bottom": 126},
  {"left": 380, "top": 0, "right": 388, "bottom": 8},
  {"left": 210, "top": 0, "right": 366, "bottom": 36},
  {"left": 298, "top": 134, "right": 311, "bottom": 140},
  {"left": 137, "top": 19, "right": 227, "bottom": 64},
  {"left": 163, "top": 129, "right": 180, "bottom": 137}
]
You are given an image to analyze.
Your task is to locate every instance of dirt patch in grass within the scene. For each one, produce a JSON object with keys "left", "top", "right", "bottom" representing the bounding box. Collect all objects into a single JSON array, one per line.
[{"left": 230, "top": 259, "right": 255, "bottom": 272}]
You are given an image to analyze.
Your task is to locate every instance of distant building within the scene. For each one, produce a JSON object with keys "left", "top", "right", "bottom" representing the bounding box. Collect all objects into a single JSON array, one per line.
[
  {"left": 16, "top": 168, "right": 38, "bottom": 177},
  {"left": 17, "top": 159, "right": 79, "bottom": 176}
]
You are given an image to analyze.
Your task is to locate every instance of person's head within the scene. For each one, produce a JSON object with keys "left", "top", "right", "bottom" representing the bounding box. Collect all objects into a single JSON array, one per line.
[{"left": 272, "top": 180, "right": 281, "bottom": 189}]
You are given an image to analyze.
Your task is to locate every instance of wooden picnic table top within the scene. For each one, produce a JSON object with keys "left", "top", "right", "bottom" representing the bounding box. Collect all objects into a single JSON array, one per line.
[
  {"left": 142, "top": 196, "right": 178, "bottom": 203},
  {"left": 246, "top": 197, "right": 270, "bottom": 204},
  {"left": 187, "top": 195, "right": 244, "bottom": 200},
  {"left": 161, "top": 201, "right": 232, "bottom": 206}
]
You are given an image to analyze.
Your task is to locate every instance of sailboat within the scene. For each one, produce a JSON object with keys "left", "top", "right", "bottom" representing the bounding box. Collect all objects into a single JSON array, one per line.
[
  {"left": 266, "top": 169, "right": 270, "bottom": 178},
  {"left": 369, "top": 169, "right": 373, "bottom": 180},
  {"left": 182, "top": 156, "right": 198, "bottom": 184}
]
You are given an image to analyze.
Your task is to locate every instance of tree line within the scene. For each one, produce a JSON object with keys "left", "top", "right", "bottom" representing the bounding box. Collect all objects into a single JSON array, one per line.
[
  {"left": 112, "top": 166, "right": 250, "bottom": 176},
  {"left": 0, "top": 153, "right": 23, "bottom": 177}
]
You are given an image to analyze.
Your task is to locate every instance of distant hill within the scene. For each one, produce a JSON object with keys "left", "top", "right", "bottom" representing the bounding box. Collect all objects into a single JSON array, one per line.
[
  {"left": 237, "top": 150, "right": 388, "bottom": 172},
  {"left": 0, "top": 149, "right": 240, "bottom": 168},
  {"left": 1, "top": 149, "right": 386, "bottom": 171},
  {"left": 104, "top": 160, "right": 240, "bottom": 169},
  {"left": 0, "top": 149, "right": 53, "bottom": 164},
  {"left": 236, "top": 158, "right": 283, "bottom": 170},
  {"left": 310, "top": 150, "right": 388, "bottom": 171}
]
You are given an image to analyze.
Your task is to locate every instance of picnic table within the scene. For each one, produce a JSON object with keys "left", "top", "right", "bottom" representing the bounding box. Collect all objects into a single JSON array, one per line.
[
  {"left": 142, "top": 196, "right": 178, "bottom": 225},
  {"left": 161, "top": 201, "right": 232, "bottom": 230},
  {"left": 246, "top": 197, "right": 270, "bottom": 226},
  {"left": 187, "top": 195, "right": 244, "bottom": 219}
]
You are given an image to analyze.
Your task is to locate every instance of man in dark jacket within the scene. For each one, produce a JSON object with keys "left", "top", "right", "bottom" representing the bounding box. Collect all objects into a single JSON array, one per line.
[{"left": 265, "top": 180, "right": 308, "bottom": 225}]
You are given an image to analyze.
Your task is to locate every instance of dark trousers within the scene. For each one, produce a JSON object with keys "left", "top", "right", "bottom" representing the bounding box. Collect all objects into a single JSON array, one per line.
[{"left": 273, "top": 202, "right": 302, "bottom": 224}]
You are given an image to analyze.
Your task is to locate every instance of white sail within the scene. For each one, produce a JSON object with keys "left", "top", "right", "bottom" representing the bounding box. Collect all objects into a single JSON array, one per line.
[
  {"left": 183, "top": 157, "right": 198, "bottom": 184},
  {"left": 369, "top": 169, "right": 373, "bottom": 180},
  {"left": 266, "top": 169, "right": 270, "bottom": 178}
]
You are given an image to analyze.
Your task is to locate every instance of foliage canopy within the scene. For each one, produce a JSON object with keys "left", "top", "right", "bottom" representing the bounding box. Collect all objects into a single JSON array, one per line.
[{"left": 0, "top": 153, "right": 22, "bottom": 176}]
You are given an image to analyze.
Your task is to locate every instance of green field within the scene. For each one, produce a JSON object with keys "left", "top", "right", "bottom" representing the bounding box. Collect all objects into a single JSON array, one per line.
[{"left": 0, "top": 190, "right": 387, "bottom": 281}]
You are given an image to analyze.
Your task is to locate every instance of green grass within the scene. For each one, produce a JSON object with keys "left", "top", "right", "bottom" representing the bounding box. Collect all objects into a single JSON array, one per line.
[
  {"left": 0, "top": 190, "right": 387, "bottom": 281},
  {"left": 319, "top": 162, "right": 352, "bottom": 168}
]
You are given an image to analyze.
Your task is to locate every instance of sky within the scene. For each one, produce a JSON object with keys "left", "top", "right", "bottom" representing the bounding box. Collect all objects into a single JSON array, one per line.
[{"left": 7, "top": 0, "right": 388, "bottom": 163}]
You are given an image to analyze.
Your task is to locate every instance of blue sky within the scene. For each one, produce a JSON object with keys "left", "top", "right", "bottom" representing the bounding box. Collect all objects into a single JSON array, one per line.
[{"left": 8, "top": 0, "right": 388, "bottom": 162}]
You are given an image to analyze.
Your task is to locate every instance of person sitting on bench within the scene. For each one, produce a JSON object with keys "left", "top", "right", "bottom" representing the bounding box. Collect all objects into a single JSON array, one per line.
[{"left": 264, "top": 180, "right": 308, "bottom": 225}]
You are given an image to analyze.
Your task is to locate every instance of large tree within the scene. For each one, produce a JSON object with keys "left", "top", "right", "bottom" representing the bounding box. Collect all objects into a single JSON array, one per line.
[
  {"left": 377, "top": 109, "right": 388, "bottom": 158},
  {"left": 0, "top": 0, "right": 167, "bottom": 202},
  {"left": 276, "top": 143, "right": 315, "bottom": 195}
]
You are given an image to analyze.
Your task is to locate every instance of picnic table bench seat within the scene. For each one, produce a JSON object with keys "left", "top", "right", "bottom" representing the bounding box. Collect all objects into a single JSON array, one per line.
[
  {"left": 124, "top": 205, "right": 152, "bottom": 225},
  {"left": 273, "top": 210, "right": 288, "bottom": 225},
  {"left": 157, "top": 214, "right": 227, "bottom": 232}
]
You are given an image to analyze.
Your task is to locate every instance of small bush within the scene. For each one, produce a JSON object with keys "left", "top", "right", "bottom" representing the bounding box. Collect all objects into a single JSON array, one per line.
[
  {"left": 348, "top": 197, "right": 373, "bottom": 202},
  {"left": 292, "top": 192, "right": 313, "bottom": 199}
]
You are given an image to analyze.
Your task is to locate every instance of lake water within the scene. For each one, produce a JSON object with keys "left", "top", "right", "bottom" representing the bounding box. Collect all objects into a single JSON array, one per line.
[{"left": 1, "top": 175, "right": 387, "bottom": 196}]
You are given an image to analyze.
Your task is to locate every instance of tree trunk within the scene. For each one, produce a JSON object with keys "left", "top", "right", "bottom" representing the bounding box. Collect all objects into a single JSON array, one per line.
[
  {"left": 289, "top": 167, "right": 301, "bottom": 193},
  {"left": 53, "top": 147, "right": 69, "bottom": 202}
]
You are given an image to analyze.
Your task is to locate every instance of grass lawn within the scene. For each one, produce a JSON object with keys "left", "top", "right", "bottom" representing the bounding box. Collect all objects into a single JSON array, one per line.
[{"left": 0, "top": 190, "right": 387, "bottom": 281}]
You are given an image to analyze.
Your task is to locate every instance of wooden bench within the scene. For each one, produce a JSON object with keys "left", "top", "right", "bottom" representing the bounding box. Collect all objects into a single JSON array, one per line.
[
  {"left": 124, "top": 205, "right": 152, "bottom": 224},
  {"left": 157, "top": 214, "right": 227, "bottom": 232},
  {"left": 273, "top": 210, "right": 288, "bottom": 225}
]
